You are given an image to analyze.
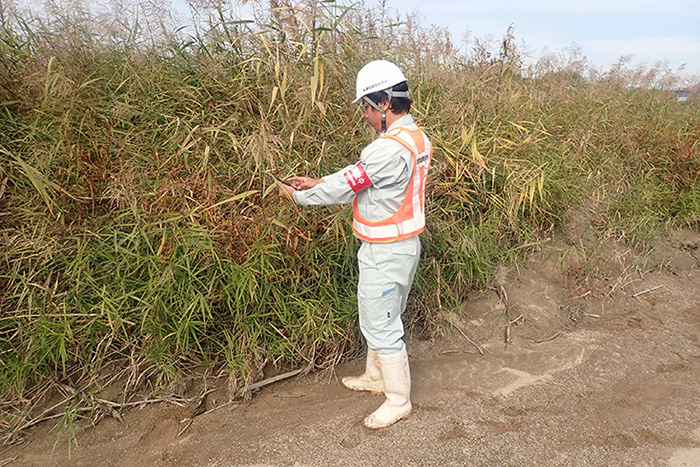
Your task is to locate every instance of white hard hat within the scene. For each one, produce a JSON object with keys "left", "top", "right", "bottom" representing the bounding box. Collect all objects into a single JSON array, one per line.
[{"left": 353, "top": 60, "right": 408, "bottom": 103}]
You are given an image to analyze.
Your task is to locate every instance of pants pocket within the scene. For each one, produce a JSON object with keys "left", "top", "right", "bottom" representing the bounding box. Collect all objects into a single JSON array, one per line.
[{"left": 358, "top": 282, "right": 405, "bottom": 354}]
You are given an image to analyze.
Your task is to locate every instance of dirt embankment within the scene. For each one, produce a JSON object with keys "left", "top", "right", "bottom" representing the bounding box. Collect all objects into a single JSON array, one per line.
[{"left": 2, "top": 226, "right": 700, "bottom": 467}]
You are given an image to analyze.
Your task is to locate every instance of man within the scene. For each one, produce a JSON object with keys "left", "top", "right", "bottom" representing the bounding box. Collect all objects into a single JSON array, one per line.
[{"left": 278, "top": 60, "right": 432, "bottom": 429}]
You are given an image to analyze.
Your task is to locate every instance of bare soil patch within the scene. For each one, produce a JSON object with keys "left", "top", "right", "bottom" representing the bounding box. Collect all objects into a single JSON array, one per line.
[{"left": 2, "top": 227, "right": 700, "bottom": 467}]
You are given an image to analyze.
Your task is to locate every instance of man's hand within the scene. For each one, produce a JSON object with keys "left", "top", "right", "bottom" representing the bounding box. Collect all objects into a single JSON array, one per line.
[
  {"left": 278, "top": 183, "right": 296, "bottom": 201},
  {"left": 287, "top": 177, "right": 322, "bottom": 190}
]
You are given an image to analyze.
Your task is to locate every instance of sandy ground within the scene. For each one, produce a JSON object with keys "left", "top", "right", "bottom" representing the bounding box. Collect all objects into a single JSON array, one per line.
[{"left": 2, "top": 226, "right": 699, "bottom": 467}]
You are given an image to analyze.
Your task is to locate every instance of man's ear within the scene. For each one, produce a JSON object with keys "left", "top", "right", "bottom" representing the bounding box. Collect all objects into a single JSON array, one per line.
[{"left": 380, "top": 98, "right": 391, "bottom": 112}]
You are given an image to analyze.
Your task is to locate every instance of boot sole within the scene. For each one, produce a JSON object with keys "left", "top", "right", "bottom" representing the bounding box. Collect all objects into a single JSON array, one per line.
[
  {"left": 344, "top": 386, "right": 384, "bottom": 396},
  {"left": 364, "top": 411, "right": 411, "bottom": 430}
]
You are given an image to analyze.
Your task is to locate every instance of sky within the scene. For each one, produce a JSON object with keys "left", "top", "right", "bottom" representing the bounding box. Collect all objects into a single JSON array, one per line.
[
  {"left": 170, "top": 0, "right": 700, "bottom": 81},
  {"left": 399, "top": 0, "right": 700, "bottom": 79}
]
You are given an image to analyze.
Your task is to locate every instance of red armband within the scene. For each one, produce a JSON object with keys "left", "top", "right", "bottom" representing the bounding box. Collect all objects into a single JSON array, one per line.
[{"left": 343, "top": 162, "right": 372, "bottom": 193}]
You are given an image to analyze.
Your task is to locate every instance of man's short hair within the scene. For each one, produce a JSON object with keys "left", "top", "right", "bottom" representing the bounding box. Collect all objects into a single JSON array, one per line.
[{"left": 365, "top": 81, "right": 412, "bottom": 114}]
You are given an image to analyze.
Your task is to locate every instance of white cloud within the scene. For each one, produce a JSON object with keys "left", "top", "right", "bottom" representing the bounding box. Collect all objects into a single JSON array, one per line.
[
  {"left": 400, "top": 0, "right": 700, "bottom": 77},
  {"left": 584, "top": 36, "right": 700, "bottom": 72},
  {"left": 418, "top": 0, "right": 700, "bottom": 15}
]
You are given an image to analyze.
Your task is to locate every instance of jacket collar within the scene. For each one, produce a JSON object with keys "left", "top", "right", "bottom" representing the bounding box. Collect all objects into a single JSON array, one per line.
[{"left": 383, "top": 114, "right": 414, "bottom": 135}]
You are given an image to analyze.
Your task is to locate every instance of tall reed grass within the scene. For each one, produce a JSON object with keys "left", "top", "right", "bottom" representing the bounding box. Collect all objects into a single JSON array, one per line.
[{"left": 1, "top": 0, "right": 698, "bottom": 442}]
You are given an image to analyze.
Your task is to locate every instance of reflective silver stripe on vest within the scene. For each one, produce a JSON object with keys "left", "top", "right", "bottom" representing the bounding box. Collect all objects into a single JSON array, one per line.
[{"left": 353, "top": 213, "right": 425, "bottom": 241}]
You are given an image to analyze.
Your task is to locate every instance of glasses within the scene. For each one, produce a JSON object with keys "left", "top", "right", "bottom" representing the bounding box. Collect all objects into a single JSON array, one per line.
[{"left": 360, "top": 102, "right": 369, "bottom": 112}]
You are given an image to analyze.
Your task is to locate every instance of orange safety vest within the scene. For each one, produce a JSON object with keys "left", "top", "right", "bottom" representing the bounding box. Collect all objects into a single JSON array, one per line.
[{"left": 352, "top": 126, "right": 432, "bottom": 243}]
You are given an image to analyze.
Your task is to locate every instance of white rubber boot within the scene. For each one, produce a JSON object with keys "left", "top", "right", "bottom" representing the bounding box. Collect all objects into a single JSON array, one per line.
[
  {"left": 363, "top": 346, "right": 412, "bottom": 429},
  {"left": 342, "top": 348, "right": 385, "bottom": 395}
]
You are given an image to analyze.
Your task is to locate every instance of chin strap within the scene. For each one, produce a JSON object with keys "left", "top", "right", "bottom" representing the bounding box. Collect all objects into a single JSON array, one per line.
[
  {"left": 363, "top": 87, "right": 409, "bottom": 133},
  {"left": 382, "top": 89, "right": 407, "bottom": 132}
]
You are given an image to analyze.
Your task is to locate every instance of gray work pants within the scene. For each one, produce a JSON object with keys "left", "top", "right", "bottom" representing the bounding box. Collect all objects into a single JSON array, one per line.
[{"left": 357, "top": 236, "right": 421, "bottom": 355}]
